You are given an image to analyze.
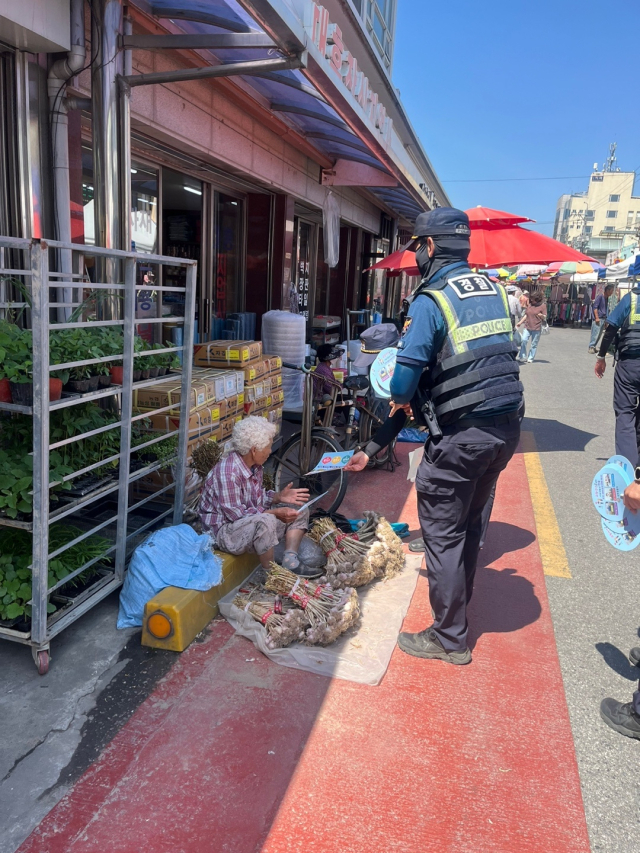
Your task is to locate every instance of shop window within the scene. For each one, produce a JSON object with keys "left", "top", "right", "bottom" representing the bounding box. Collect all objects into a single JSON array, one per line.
[
  {"left": 131, "top": 163, "right": 158, "bottom": 255},
  {"left": 0, "top": 50, "right": 21, "bottom": 238},
  {"left": 214, "top": 193, "right": 243, "bottom": 318},
  {"left": 162, "top": 167, "right": 202, "bottom": 342},
  {"left": 131, "top": 162, "right": 160, "bottom": 343}
]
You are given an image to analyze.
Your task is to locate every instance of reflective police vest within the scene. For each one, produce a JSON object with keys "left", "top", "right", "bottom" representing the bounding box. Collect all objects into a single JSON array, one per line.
[
  {"left": 416, "top": 269, "right": 523, "bottom": 424},
  {"left": 617, "top": 288, "right": 640, "bottom": 358}
]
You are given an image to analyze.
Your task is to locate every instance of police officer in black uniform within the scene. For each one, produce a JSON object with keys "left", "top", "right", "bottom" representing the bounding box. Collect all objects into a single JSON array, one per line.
[
  {"left": 595, "top": 280, "right": 640, "bottom": 465},
  {"left": 346, "top": 208, "right": 523, "bottom": 665},
  {"left": 594, "top": 282, "right": 640, "bottom": 738}
]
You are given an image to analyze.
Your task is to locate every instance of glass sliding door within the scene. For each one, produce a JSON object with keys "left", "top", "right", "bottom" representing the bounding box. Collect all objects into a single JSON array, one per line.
[
  {"left": 214, "top": 192, "right": 244, "bottom": 319},
  {"left": 131, "top": 162, "right": 160, "bottom": 343}
]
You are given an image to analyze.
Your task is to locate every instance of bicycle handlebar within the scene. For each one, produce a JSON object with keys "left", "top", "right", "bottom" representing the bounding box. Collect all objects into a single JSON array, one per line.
[{"left": 282, "top": 361, "right": 312, "bottom": 374}]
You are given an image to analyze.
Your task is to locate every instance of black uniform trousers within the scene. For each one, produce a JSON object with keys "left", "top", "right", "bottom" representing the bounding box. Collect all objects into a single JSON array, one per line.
[
  {"left": 613, "top": 357, "right": 640, "bottom": 467},
  {"left": 415, "top": 418, "right": 521, "bottom": 651}
]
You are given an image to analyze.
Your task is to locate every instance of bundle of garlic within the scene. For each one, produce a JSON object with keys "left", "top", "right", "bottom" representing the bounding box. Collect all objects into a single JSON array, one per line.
[
  {"left": 233, "top": 590, "right": 309, "bottom": 649},
  {"left": 304, "top": 585, "right": 360, "bottom": 645},
  {"left": 308, "top": 518, "right": 374, "bottom": 589},
  {"left": 361, "top": 511, "right": 405, "bottom": 579},
  {"left": 264, "top": 563, "right": 360, "bottom": 645}
]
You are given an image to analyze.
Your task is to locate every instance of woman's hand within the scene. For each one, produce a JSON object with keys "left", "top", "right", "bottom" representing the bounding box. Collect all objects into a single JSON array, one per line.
[
  {"left": 275, "top": 484, "right": 310, "bottom": 506},
  {"left": 270, "top": 507, "right": 300, "bottom": 523},
  {"left": 345, "top": 451, "right": 369, "bottom": 472}
]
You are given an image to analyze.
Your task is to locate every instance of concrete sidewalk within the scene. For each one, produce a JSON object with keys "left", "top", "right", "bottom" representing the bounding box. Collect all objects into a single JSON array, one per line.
[{"left": 16, "top": 443, "right": 591, "bottom": 853}]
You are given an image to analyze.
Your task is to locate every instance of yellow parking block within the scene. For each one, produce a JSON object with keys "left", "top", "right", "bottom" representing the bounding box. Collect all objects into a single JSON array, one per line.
[{"left": 141, "top": 551, "right": 259, "bottom": 652}]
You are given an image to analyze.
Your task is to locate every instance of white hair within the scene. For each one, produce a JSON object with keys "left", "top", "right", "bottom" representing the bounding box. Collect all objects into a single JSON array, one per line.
[{"left": 231, "top": 416, "right": 276, "bottom": 456}]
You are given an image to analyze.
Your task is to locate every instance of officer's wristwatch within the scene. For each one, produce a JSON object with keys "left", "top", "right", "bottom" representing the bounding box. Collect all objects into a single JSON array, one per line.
[{"left": 634, "top": 466, "right": 640, "bottom": 484}]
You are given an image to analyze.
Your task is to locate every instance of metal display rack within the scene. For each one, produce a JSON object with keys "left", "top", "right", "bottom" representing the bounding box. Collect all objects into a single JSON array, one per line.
[{"left": 0, "top": 237, "right": 196, "bottom": 672}]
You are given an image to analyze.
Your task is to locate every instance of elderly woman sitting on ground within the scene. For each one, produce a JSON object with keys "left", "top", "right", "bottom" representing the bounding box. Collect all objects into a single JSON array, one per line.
[{"left": 199, "top": 416, "right": 315, "bottom": 576}]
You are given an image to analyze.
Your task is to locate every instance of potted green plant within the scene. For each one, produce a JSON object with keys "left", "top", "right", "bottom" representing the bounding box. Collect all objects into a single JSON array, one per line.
[{"left": 0, "top": 323, "right": 34, "bottom": 405}]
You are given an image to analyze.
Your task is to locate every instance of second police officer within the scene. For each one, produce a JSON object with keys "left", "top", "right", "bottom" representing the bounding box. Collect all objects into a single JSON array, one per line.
[{"left": 346, "top": 207, "right": 523, "bottom": 665}]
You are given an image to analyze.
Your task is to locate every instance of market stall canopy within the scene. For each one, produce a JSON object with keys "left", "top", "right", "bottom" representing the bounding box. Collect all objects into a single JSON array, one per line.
[
  {"left": 547, "top": 261, "right": 604, "bottom": 276},
  {"left": 467, "top": 207, "right": 534, "bottom": 228},
  {"left": 365, "top": 248, "right": 419, "bottom": 277},
  {"left": 516, "top": 264, "right": 548, "bottom": 277},
  {"left": 604, "top": 250, "right": 640, "bottom": 280}
]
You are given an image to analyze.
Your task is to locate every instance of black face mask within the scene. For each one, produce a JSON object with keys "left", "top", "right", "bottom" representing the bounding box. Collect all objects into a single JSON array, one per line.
[
  {"left": 415, "top": 235, "right": 471, "bottom": 282},
  {"left": 415, "top": 244, "right": 432, "bottom": 278}
]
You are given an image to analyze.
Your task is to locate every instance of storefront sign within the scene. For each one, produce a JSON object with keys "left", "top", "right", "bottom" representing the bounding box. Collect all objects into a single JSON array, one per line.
[{"left": 305, "top": 2, "right": 393, "bottom": 146}]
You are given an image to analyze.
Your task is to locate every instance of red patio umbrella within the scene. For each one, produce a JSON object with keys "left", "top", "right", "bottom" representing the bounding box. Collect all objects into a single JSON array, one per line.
[
  {"left": 365, "top": 207, "right": 594, "bottom": 276},
  {"left": 467, "top": 206, "right": 534, "bottom": 228},
  {"left": 365, "top": 248, "right": 419, "bottom": 277},
  {"left": 467, "top": 222, "right": 594, "bottom": 267}
]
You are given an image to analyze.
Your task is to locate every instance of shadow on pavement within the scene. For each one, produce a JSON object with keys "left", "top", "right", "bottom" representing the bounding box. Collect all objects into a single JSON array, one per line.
[
  {"left": 467, "top": 565, "right": 541, "bottom": 649},
  {"left": 595, "top": 642, "right": 640, "bottom": 681},
  {"left": 521, "top": 416, "right": 598, "bottom": 452},
  {"left": 480, "top": 521, "right": 535, "bottom": 563}
]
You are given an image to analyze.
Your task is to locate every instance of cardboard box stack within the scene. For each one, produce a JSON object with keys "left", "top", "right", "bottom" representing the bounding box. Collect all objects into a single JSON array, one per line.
[{"left": 130, "top": 343, "right": 284, "bottom": 503}]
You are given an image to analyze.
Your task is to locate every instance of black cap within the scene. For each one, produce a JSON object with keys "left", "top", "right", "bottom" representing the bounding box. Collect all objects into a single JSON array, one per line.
[
  {"left": 411, "top": 207, "right": 471, "bottom": 240},
  {"left": 316, "top": 343, "right": 344, "bottom": 362}
]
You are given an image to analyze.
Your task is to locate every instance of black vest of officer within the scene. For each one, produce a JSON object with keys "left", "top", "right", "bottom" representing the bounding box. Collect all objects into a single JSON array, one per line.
[
  {"left": 617, "top": 289, "right": 640, "bottom": 358},
  {"left": 413, "top": 267, "right": 523, "bottom": 425}
]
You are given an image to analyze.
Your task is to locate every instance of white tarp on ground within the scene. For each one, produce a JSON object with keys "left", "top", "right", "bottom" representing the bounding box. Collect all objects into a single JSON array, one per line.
[{"left": 218, "top": 553, "right": 423, "bottom": 685}]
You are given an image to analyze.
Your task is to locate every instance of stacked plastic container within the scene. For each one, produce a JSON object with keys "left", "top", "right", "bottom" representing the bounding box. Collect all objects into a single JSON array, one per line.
[{"left": 261, "top": 310, "right": 306, "bottom": 409}]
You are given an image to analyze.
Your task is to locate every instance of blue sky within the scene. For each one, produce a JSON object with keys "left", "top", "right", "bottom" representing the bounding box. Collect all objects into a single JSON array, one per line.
[{"left": 393, "top": 0, "right": 640, "bottom": 235}]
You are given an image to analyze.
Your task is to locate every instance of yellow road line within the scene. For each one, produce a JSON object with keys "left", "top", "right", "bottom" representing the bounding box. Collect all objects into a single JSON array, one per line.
[{"left": 520, "top": 431, "right": 572, "bottom": 578}]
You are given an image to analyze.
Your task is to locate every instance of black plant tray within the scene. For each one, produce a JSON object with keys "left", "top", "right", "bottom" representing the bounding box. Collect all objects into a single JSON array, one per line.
[
  {"left": 48, "top": 567, "right": 115, "bottom": 626},
  {"left": 59, "top": 473, "right": 115, "bottom": 499}
]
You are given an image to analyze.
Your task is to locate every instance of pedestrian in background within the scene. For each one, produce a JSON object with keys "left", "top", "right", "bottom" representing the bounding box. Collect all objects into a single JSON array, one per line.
[
  {"left": 517, "top": 291, "right": 547, "bottom": 363},
  {"left": 588, "top": 284, "right": 614, "bottom": 354},
  {"left": 506, "top": 284, "right": 523, "bottom": 329}
]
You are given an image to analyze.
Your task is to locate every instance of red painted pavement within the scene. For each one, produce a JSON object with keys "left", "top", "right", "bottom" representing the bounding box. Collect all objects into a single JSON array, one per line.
[{"left": 18, "top": 444, "right": 591, "bottom": 853}]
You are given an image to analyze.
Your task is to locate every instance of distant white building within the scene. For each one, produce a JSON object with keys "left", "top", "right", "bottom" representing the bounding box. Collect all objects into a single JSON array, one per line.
[{"left": 553, "top": 151, "right": 640, "bottom": 261}]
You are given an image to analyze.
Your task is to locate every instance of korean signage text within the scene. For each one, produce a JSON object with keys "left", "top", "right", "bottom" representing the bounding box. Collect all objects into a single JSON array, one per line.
[{"left": 305, "top": 2, "right": 393, "bottom": 146}]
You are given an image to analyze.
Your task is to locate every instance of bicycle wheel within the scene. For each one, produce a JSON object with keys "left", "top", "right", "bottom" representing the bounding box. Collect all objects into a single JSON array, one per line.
[
  {"left": 360, "top": 398, "right": 394, "bottom": 467},
  {"left": 272, "top": 431, "right": 348, "bottom": 515}
]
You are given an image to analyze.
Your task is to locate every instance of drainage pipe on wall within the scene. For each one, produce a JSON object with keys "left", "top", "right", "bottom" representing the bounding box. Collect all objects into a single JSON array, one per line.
[{"left": 47, "top": 0, "right": 86, "bottom": 321}]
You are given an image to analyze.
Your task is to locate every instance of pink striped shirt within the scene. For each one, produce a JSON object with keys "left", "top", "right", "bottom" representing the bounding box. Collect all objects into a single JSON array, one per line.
[{"left": 199, "top": 452, "right": 274, "bottom": 536}]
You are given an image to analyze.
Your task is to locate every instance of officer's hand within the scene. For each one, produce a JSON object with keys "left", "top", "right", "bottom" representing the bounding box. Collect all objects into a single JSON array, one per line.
[
  {"left": 389, "top": 401, "right": 412, "bottom": 417},
  {"left": 595, "top": 357, "right": 606, "bottom": 379},
  {"left": 345, "top": 451, "right": 369, "bottom": 472},
  {"left": 623, "top": 481, "right": 640, "bottom": 513}
]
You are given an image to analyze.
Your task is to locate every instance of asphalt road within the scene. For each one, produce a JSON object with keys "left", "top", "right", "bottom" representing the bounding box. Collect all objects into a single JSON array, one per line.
[{"left": 520, "top": 326, "right": 640, "bottom": 853}]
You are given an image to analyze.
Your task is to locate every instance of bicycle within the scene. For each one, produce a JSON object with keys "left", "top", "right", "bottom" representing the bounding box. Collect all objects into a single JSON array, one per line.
[
  {"left": 270, "top": 363, "right": 348, "bottom": 515},
  {"left": 269, "top": 363, "right": 398, "bottom": 515}
]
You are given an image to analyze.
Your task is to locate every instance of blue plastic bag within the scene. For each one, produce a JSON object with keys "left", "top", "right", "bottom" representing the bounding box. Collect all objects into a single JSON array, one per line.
[
  {"left": 117, "top": 524, "right": 223, "bottom": 629},
  {"left": 397, "top": 427, "right": 427, "bottom": 443},
  {"left": 348, "top": 519, "right": 410, "bottom": 538}
]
